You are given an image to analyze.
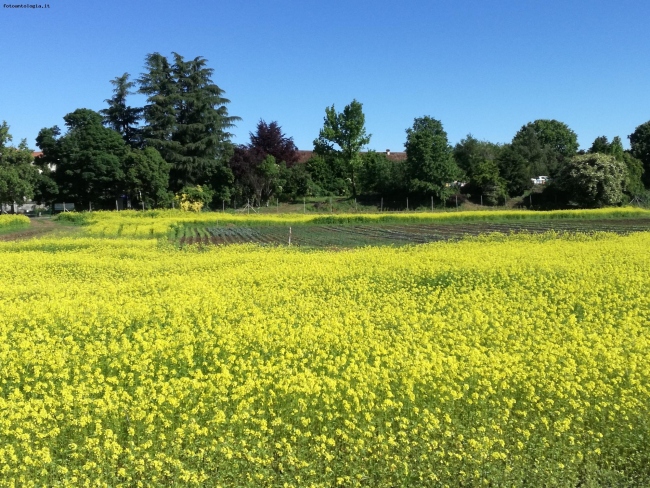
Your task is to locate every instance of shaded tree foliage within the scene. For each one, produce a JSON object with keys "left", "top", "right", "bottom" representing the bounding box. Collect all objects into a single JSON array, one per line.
[
  {"left": 138, "top": 53, "right": 176, "bottom": 163},
  {"left": 453, "top": 134, "right": 502, "bottom": 178},
  {"left": 469, "top": 160, "right": 507, "bottom": 206},
  {"left": 623, "top": 153, "right": 645, "bottom": 198},
  {"left": 279, "top": 163, "right": 320, "bottom": 200},
  {"left": 404, "top": 116, "right": 460, "bottom": 201},
  {"left": 229, "top": 147, "right": 282, "bottom": 206},
  {"left": 454, "top": 134, "right": 505, "bottom": 204},
  {"left": 304, "top": 154, "right": 346, "bottom": 196},
  {"left": 629, "top": 121, "right": 650, "bottom": 187},
  {"left": 507, "top": 119, "right": 579, "bottom": 183},
  {"left": 123, "top": 147, "right": 172, "bottom": 208},
  {"left": 358, "top": 151, "right": 407, "bottom": 196},
  {"left": 33, "top": 126, "right": 61, "bottom": 204},
  {"left": 37, "top": 109, "right": 129, "bottom": 210},
  {"left": 497, "top": 143, "right": 534, "bottom": 197},
  {"left": 0, "top": 122, "right": 39, "bottom": 211}
]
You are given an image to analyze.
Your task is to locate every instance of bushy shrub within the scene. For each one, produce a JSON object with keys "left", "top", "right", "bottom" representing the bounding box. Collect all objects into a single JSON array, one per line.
[
  {"left": 175, "top": 185, "right": 214, "bottom": 212},
  {"left": 554, "top": 153, "right": 627, "bottom": 207}
]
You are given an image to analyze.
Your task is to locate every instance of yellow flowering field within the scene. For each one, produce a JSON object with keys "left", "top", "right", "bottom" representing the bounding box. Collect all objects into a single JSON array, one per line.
[
  {"left": 0, "top": 214, "right": 30, "bottom": 232},
  {"left": 0, "top": 231, "right": 649, "bottom": 486}
]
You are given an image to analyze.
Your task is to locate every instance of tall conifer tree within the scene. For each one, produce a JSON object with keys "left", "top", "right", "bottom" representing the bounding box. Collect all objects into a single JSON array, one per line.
[
  {"left": 100, "top": 73, "right": 142, "bottom": 148},
  {"left": 139, "top": 52, "right": 239, "bottom": 192},
  {"left": 138, "top": 53, "right": 178, "bottom": 170}
]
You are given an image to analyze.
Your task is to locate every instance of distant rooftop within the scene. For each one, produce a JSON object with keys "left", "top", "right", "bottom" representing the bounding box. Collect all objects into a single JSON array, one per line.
[{"left": 297, "top": 149, "right": 406, "bottom": 163}]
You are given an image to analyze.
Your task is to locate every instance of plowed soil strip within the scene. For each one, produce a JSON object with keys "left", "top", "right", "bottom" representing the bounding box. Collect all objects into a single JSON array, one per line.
[{"left": 182, "top": 218, "right": 650, "bottom": 248}]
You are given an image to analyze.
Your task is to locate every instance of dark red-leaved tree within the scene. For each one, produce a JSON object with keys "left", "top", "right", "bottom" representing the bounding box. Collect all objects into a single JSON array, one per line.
[
  {"left": 229, "top": 120, "right": 298, "bottom": 205},
  {"left": 249, "top": 120, "right": 299, "bottom": 167}
]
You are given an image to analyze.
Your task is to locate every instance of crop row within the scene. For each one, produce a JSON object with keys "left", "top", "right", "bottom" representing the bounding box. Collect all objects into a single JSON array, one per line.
[
  {"left": 172, "top": 218, "right": 650, "bottom": 248},
  {"left": 55, "top": 207, "right": 650, "bottom": 237}
]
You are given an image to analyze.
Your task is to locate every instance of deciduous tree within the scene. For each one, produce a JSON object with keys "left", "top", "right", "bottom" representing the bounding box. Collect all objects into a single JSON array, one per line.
[
  {"left": 0, "top": 122, "right": 39, "bottom": 212},
  {"left": 123, "top": 147, "right": 172, "bottom": 208},
  {"left": 554, "top": 153, "right": 627, "bottom": 207},
  {"left": 314, "top": 99, "right": 371, "bottom": 197},
  {"left": 629, "top": 121, "right": 650, "bottom": 187},
  {"left": 589, "top": 135, "right": 611, "bottom": 155},
  {"left": 230, "top": 147, "right": 282, "bottom": 206},
  {"left": 510, "top": 119, "right": 578, "bottom": 178},
  {"left": 496, "top": 142, "right": 534, "bottom": 197},
  {"left": 404, "top": 116, "right": 460, "bottom": 201},
  {"left": 588, "top": 135, "right": 644, "bottom": 198},
  {"left": 470, "top": 160, "right": 508, "bottom": 206},
  {"left": 249, "top": 120, "right": 299, "bottom": 167},
  {"left": 454, "top": 134, "right": 505, "bottom": 203},
  {"left": 358, "top": 151, "right": 407, "bottom": 196},
  {"left": 37, "top": 109, "right": 128, "bottom": 209},
  {"left": 230, "top": 120, "right": 298, "bottom": 205},
  {"left": 453, "top": 134, "right": 502, "bottom": 178}
]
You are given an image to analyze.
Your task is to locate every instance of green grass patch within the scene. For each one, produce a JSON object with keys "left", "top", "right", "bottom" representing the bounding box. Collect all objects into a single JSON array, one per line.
[{"left": 0, "top": 214, "right": 31, "bottom": 234}]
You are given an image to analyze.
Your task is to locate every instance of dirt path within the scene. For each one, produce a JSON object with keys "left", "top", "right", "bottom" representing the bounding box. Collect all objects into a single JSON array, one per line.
[{"left": 0, "top": 218, "right": 60, "bottom": 241}]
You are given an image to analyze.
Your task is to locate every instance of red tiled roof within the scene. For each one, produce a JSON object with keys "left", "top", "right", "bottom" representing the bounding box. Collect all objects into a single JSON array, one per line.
[
  {"left": 32, "top": 151, "right": 43, "bottom": 158},
  {"left": 297, "top": 150, "right": 313, "bottom": 164},
  {"left": 385, "top": 151, "right": 407, "bottom": 162},
  {"left": 296, "top": 150, "right": 407, "bottom": 163}
]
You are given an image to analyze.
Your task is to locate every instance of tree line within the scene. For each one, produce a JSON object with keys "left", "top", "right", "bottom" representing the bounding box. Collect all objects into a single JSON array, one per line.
[{"left": 1, "top": 51, "right": 650, "bottom": 212}]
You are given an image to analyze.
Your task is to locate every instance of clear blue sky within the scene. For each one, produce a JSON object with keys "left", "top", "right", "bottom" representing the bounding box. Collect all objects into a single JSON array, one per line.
[{"left": 1, "top": 0, "right": 649, "bottom": 152}]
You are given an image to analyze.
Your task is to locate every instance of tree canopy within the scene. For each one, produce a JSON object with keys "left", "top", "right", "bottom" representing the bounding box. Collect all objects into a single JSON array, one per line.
[
  {"left": 629, "top": 121, "right": 650, "bottom": 186},
  {"left": 0, "top": 122, "right": 39, "bottom": 212},
  {"left": 453, "top": 134, "right": 502, "bottom": 177},
  {"left": 454, "top": 135, "right": 506, "bottom": 204},
  {"left": 249, "top": 120, "right": 299, "bottom": 167},
  {"left": 510, "top": 119, "right": 578, "bottom": 177},
  {"left": 100, "top": 73, "right": 142, "bottom": 148},
  {"left": 554, "top": 153, "right": 627, "bottom": 207},
  {"left": 404, "top": 116, "right": 460, "bottom": 201},
  {"left": 46, "top": 109, "right": 129, "bottom": 209},
  {"left": 314, "top": 99, "right": 371, "bottom": 197},
  {"left": 588, "top": 135, "right": 645, "bottom": 198},
  {"left": 123, "top": 147, "right": 172, "bottom": 208},
  {"left": 6, "top": 55, "right": 650, "bottom": 213},
  {"left": 229, "top": 120, "right": 297, "bottom": 206},
  {"left": 358, "top": 151, "right": 406, "bottom": 196},
  {"left": 139, "top": 52, "right": 239, "bottom": 192}
]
